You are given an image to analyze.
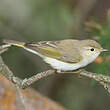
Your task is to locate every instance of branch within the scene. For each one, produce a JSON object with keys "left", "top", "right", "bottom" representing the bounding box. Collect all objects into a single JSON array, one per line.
[
  {"left": 0, "top": 44, "right": 67, "bottom": 110},
  {"left": 0, "top": 44, "right": 110, "bottom": 94},
  {"left": 79, "top": 71, "right": 110, "bottom": 93}
]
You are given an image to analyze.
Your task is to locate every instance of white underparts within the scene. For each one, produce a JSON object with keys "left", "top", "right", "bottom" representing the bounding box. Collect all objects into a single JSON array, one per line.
[
  {"left": 43, "top": 55, "right": 97, "bottom": 71},
  {"left": 44, "top": 57, "right": 83, "bottom": 71}
]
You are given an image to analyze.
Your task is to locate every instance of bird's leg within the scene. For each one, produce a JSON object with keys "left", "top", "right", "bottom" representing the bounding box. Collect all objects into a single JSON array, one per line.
[
  {"left": 74, "top": 68, "right": 85, "bottom": 73},
  {"left": 56, "top": 69, "right": 84, "bottom": 74},
  {"left": 72, "top": 69, "right": 85, "bottom": 78},
  {"left": 56, "top": 68, "right": 85, "bottom": 78},
  {"left": 54, "top": 69, "right": 58, "bottom": 74}
]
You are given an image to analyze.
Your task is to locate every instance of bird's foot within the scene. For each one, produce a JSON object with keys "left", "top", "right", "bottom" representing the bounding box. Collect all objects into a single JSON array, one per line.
[{"left": 73, "top": 69, "right": 85, "bottom": 78}]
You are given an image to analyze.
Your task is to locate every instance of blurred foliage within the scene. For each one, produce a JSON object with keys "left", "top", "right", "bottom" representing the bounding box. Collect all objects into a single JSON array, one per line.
[{"left": 0, "top": 0, "right": 73, "bottom": 42}]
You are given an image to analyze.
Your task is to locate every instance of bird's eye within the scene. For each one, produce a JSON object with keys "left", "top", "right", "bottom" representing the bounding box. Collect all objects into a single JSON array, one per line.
[{"left": 90, "top": 48, "right": 94, "bottom": 51}]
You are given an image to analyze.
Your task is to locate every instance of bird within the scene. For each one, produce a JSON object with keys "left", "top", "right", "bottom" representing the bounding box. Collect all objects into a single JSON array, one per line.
[{"left": 3, "top": 39, "right": 108, "bottom": 71}]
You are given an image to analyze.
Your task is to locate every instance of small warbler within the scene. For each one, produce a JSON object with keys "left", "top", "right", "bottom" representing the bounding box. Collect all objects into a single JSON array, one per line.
[{"left": 3, "top": 39, "right": 108, "bottom": 71}]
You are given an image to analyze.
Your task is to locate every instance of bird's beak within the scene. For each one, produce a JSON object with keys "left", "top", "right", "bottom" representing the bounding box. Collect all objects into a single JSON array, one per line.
[{"left": 101, "top": 48, "right": 109, "bottom": 52}]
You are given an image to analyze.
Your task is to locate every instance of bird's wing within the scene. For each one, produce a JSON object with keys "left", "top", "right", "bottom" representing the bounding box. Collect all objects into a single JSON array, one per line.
[
  {"left": 3, "top": 39, "right": 82, "bottom": 63},
  {"left": 24, "top": 41, "right": 82, "bottom": 63}
]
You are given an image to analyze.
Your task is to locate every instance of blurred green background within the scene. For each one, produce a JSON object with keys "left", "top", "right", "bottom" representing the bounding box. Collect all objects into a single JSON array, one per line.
[{"left": 0, "top": 0, "right": 110, "bottom": 110}]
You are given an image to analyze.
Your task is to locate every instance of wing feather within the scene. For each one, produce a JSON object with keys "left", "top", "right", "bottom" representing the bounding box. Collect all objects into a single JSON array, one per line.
[{"left": 25, "top": 41, "right": 82, "bottom": 63}]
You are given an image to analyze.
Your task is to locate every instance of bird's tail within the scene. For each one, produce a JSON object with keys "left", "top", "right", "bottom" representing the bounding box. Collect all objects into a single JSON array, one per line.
[{"left": 3, "top": 39, "right": 25, "bottom": 48}]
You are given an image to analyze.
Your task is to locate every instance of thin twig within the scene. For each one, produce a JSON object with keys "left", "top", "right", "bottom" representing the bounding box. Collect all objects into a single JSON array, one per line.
[
  {"left": 21, "top": 70, "right": 56, "bottom": 89},
  {"left": 58, "top": 70, "right": 110, "bottom": 93},
  {"left": 15, "top": 84, "right": 27, "bottom": 110},
  {"left": 0, "top": 44, "right": 11, "bottom": 54},
  {"left": 79, "top": 71, "right": 110, "bottom": 93}
]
